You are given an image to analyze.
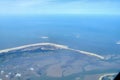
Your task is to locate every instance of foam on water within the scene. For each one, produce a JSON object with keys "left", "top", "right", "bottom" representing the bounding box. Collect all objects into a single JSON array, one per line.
[{"left": 0, "top": 43, "right": 104, "bottom": 60}]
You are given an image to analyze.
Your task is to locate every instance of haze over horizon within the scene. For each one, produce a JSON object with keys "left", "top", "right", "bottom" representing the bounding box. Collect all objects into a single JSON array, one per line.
[{"left": 0, "top": 0, "right": 120, "bottom": 15}]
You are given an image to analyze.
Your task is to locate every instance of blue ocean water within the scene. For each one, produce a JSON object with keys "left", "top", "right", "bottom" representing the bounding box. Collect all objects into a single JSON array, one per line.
[
  {"left": 0, "top": 15, "right": 120, "bottom": 56},
  {"left": 0, "top": 15, "right": 120, "bottom": 80}
]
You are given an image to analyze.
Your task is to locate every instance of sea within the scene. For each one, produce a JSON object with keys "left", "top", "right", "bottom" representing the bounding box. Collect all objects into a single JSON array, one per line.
[
  {"left": 0, "top": 15, "right": 120, "bottom": 55},
  {"left": 0, "top": 14, "right": 120, "bottom": 80}
]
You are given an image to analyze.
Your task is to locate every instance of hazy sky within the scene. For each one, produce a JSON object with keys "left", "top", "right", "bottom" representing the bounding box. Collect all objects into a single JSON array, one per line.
[{"left": 0, "top": 0, "right": 120, "bottom": 15}]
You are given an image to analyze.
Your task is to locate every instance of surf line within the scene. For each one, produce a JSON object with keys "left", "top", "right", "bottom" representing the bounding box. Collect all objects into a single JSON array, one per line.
[{"left": 0, "top": 43, "right": 105, "bottom": 60}]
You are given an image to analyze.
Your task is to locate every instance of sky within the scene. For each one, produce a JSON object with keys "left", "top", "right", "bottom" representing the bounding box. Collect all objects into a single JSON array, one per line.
[{"left": 0, "top": 0, "right": 120, "bottom": 15}]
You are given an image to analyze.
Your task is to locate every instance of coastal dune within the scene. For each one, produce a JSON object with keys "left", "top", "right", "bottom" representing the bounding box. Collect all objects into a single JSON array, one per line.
[{"left": 0, "top": 43, "right": 105, "bottom": 60}]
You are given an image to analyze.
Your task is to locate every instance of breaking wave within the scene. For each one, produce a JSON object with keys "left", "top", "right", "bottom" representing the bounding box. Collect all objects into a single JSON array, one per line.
[{"left": 0, "top": 43, "right": 104, "bottom": 60}]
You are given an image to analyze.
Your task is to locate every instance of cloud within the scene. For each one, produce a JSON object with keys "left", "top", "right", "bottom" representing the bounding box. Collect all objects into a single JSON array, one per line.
[
  {"left": 52, "top": 0, "right": 80, "bottom": 3},
  {"left": 40, "top": 36, "right": 49, "bottom": 39},
  {"left": 116, "top": 41, "right": 120, "bottom": 44},
  {"left": 0, "top": 0, "right": 120, "bottom": 15},
  {"left": 53, "top": 0, "right": 120, "bottom": 3}
]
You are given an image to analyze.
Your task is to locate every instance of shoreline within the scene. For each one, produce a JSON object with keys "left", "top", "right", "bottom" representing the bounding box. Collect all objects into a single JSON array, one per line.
[
  {"left": 99, "top": 73, "right": 117, "bottom": 80},
  {"left": 0, "top": 42, "right": 105, "bottom": 60}
]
